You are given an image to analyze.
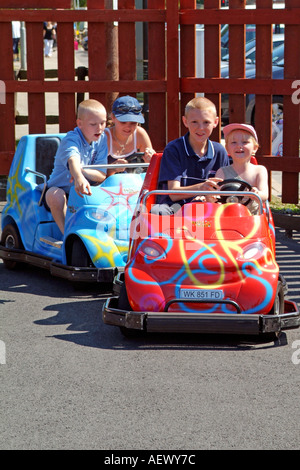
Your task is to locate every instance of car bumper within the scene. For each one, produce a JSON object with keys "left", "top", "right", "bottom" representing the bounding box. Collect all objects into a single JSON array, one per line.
[
  {"left": 0, "top": 246, "right": 121, "bottom": 283},
  {"left": 102, "top": 296, "right": 300, "bottom": 335}
]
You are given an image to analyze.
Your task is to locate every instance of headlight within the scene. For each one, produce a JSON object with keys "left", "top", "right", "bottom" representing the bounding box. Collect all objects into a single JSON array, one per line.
[
  {"left": 138, "top": 240, "right": 166, "bottom": 260},
  {"left": 86, "top": 208, "right": 115, "bottom": 224},
  {"left": 237, "top": 242, "right": 266, "bottom": 260}
]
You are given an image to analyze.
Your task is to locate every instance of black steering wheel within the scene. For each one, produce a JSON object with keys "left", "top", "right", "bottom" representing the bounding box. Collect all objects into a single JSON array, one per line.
[
  {"left": 217, "top": 178, "right": 252, "bottom": 205},
  {"left": 125, "top": 152, "right": 146, "bottom": 173}
]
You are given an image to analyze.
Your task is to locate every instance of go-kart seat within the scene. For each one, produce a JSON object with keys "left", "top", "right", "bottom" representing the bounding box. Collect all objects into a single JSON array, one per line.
[
  {"left": 35, "top": 136, "right": 61, "bottom": 179},
  {"left": 142, "top": 153, "right": 163, "bottom": 210}
]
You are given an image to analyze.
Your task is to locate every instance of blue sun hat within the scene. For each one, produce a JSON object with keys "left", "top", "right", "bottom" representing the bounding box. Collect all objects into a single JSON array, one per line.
[{"left": 112, "top": 95, "right": 145, "bottom": 124}]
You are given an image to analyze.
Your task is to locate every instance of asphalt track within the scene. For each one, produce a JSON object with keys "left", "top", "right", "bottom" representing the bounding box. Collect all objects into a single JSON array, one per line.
[{"left": 0, "top": 197, "right": 300, "bottom": 450}]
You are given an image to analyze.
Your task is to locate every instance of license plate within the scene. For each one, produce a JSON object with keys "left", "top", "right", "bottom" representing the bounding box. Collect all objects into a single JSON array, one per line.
[{"left": 180, "top": 289, "right": 224, "bottom": 300}]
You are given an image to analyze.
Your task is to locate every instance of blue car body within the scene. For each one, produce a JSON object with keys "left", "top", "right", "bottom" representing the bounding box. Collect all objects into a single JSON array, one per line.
[{"left": 0, "top": 133, "right": 146, "bottom": 284}]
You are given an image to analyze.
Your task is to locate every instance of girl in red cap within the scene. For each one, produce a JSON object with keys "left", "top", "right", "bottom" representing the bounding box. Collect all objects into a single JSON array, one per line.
[{"left": 214, "top": 123, "right": 269, "bottom": 213}]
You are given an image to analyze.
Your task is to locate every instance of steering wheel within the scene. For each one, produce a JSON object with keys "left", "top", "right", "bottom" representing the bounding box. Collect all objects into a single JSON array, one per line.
[
  {"left": 126, "top": 152, "right": 146, "bottom": 174},
  {"left": 217, "top": 178, "right": 252, "bottom": 205}
]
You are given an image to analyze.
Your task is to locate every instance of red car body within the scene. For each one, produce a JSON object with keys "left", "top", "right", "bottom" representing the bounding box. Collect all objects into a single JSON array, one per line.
[{"left": 103, "top": 153, "right": 300, "bottom": 338}]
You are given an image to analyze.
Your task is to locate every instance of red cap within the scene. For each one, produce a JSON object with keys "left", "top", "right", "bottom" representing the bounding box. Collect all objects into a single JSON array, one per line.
[{"left": 223, "top": 123, "right": 258, "bottom": 142}]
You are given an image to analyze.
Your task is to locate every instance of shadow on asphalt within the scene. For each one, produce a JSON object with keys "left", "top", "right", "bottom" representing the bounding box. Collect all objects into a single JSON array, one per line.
[
  {"left": 0, "top": 227, "right": 299, "bottom": 351},
  {"left": 34, "top": 299, "right": 289, "bottom": 352}
]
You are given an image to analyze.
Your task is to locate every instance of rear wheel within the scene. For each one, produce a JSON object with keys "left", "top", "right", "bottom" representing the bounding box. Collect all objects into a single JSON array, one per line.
[{"left": 1, "top": 223, "right": 24, "bottom": 269}]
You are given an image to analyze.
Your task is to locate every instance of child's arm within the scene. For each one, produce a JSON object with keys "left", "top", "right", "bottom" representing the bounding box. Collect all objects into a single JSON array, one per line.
[
  {"left": 136, "top": 127, "right": 155, "bottom": 163},
  {"left": 215, "top": 168, "right": 225, "bottom": 179},
  {"left": 82, "top": 166, "right": 106, "bottom": 184},
  {"left": 251, "top": 165, "right": 269, "bottom": 202},
  {"left": 167, "top": 177, "right": 223, "bottom": 202},
  {"left": 68, "top": 156, "right": 92, "bottom": 197}
]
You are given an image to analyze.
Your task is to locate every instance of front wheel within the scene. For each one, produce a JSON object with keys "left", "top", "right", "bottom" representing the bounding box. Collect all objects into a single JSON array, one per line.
[
  {"left": 118, "top": 283, "right": 145, "bottom": 337},
  {"left": 1, "top": 223, "right": 24, "bottom": 269},
  {"left": 70, "top": 237, "right": 94, "bottom": 268},
  {"left": 269, "top": 280, "right": 284, "bottom": 316},
  {"left": 118, "top": 282, "right": 132, "bottom": 310},
  {"left": 263, "top": 280, "right": 285, "bottom": 341},
  {"left": 69, "top": 237, "right": 94, "bottom": 290}
]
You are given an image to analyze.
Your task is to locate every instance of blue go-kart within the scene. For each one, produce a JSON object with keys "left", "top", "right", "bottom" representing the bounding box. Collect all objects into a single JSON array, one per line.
[{"left": 0, "top": 133, "right": 148, "bottom": 286}]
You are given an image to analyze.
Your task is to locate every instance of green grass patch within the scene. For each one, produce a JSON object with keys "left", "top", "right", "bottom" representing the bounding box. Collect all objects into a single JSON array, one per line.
[{"left": 270, "top": 196, "right": 300, "bottom": 215}]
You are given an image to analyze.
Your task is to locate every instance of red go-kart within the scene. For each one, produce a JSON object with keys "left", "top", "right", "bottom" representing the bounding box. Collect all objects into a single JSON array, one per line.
[{"left": 103, "top": 153, "right": 300, "bottom": 339}]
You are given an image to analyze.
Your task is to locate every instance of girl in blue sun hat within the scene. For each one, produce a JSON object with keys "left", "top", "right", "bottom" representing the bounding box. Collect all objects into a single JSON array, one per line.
[{"left": 105, "top": 95, "right": 155, "bottom": 175}]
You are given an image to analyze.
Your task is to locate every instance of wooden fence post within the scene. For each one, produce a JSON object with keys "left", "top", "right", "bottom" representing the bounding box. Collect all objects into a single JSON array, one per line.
[
  {"left": 0, "top": 21, "right": 15, "bottom": 174},
  {"left": 87, "top": 0, "right": 107, "bottom": 107},
  {"left": 204, "top": 0, "right": 222, "bottom": 142},
  {"left": 166, "top": 0, "right": 180, "bottom": 142},
  {"left": 57, "top": 21, "right": 76, "bottom": 131},
  {"left": 255, "top": 0, "right": 273, "bottom": 199},
  {"left": 148, "top": 0, "right": 166, "bottom": 152},
  {"left": 180, "top": 0, "right": 196, "bottom": 137},
  {"left": 228, "top": 0, "right": 246, "bottom": 123},
  {"left": 282, "top": 0, "right": 300, "bottom": 203},
  {"left": 26, "top": 22, "right": 46, "bottom": 134}
]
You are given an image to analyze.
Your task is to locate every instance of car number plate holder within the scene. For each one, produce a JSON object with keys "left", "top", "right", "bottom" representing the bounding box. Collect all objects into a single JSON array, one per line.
[{"left": 180, "top": 288, "right": 224, "bottom": 301}]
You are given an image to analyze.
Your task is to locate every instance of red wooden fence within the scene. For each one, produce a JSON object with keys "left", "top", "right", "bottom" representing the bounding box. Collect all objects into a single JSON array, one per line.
[{"left": 0, "top": 0, "right": 299, "bottom": 202}]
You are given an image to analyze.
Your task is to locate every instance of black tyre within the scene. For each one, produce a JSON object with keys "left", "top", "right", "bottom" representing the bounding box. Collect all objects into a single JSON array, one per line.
[
  {"left": 69, "top": 238, "right": 94, "bottom": 290},
  {"left": 118, "top": 283, "right": 144, "bottom": 337},
  {"left": 269, "top": 280, "right": 284, "bottom": 316},
  {"left": 1, "top": 223, "right": 24, "bottom": 269},
  {"left": 70, "top": 237, "right": 93, "bottom": 268},
  {"left": 263, "top": 280, "right": 285, "bottom": 341},
  {"left": 118, "top": 282, "right": 132, "bottom": 310}
]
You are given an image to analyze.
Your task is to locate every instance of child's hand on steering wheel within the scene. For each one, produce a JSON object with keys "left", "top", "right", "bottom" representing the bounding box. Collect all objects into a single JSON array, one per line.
[{"left": 143, "top": 147, "right": 155, "bottom": 163}]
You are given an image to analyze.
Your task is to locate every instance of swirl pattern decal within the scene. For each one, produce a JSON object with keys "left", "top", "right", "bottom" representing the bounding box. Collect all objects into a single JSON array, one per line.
[{"left": 125, "top": 202, "right": 279, "bottom": 314}]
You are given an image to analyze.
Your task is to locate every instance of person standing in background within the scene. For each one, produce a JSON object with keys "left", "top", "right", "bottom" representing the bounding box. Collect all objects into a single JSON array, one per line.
[
  {"left": 43, "top": 21, "right": 56, "bottom": 57},
  {"left": 12, "top": 21, "right": 21, "bottom": 61}
]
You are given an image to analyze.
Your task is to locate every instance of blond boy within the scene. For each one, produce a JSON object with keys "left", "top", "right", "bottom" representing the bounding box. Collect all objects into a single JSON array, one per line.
[
  {"left": 45, "top": 99, "right": 108, "bottom": 234},
  {"left": 153, "top": 97, "right": 230, "bottom": 214}
]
